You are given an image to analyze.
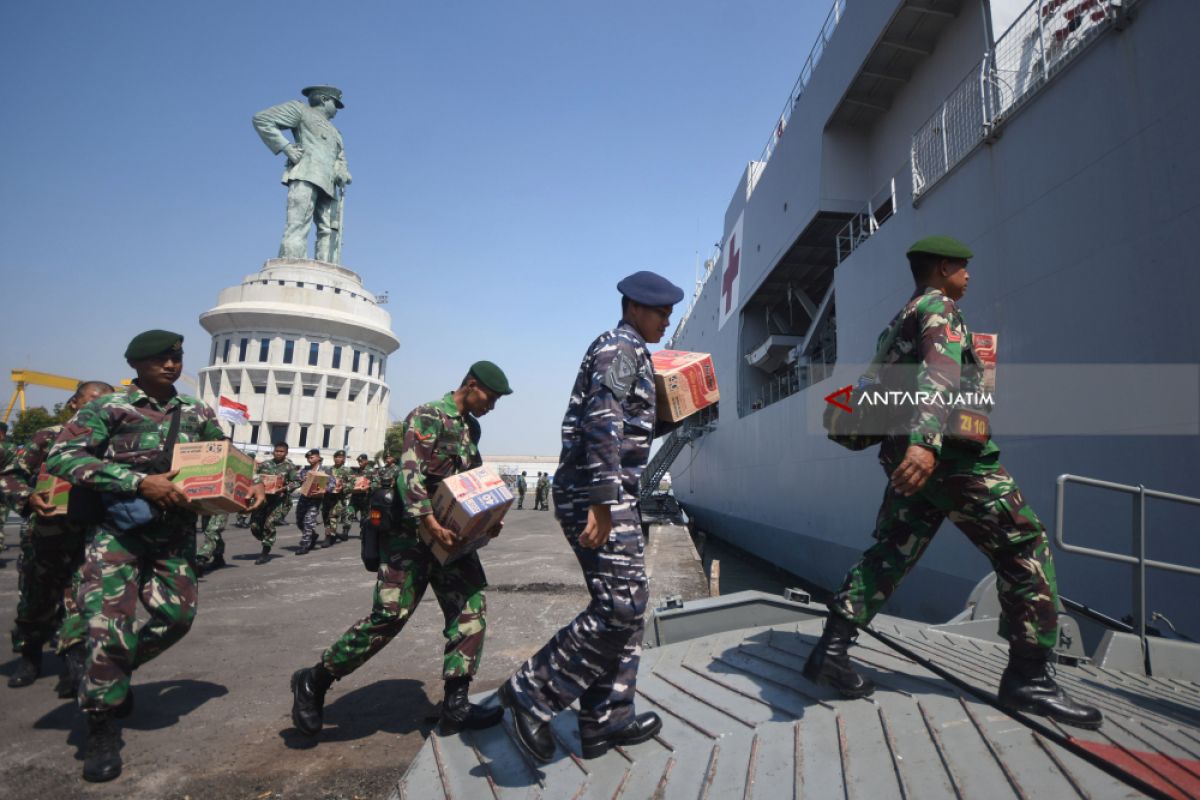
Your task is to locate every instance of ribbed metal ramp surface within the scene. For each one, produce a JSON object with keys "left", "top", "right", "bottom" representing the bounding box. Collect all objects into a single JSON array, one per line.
[{"left": 393, "top": 616, "right": 1200, "bottom": 799}]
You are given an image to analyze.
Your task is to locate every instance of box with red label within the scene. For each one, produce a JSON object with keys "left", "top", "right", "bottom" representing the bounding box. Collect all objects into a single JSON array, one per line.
[
  {"left": 972, "top": 332, "right": 998, "bottom": 394},
  {"left": 422, "top": 465, "right": 514, "bottom": 564},
  {"left": 260, "top": 474, "right": 286, "bottom": 494},
  {"left": 34, "top": 467, "right": 71, "bottom": 516},
  {"left": 171, "top": 441, "right": 255, "bottom": 514},
  {"left": 651, "top": 350, "right": 720, "bottom": 422},
  {"left": 352, "top": 475, "right": 371, "bottom": 493},
  {"left": 301, "top": 472, "right": 329, "bottom": 497}
]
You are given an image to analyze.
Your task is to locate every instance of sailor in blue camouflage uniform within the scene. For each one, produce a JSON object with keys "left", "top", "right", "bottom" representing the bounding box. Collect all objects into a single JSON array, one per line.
[{"left": 500, "top": 270, "right": 683, "bottom": 762}]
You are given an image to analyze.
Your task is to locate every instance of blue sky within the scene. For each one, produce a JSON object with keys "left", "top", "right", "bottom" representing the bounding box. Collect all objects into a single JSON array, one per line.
[{"left": 1, "top": 1, "right": 832, "bottom": 454}]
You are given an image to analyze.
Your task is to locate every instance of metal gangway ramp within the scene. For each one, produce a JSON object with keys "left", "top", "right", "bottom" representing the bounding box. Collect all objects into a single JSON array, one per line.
[{"left": 392, "top": 601, "right": 1200, "bottom": 799}]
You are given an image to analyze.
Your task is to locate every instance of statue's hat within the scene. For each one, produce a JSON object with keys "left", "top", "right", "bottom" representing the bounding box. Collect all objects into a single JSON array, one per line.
[{"left": 301, "top": 85, "right": 345, "bottom": 109}]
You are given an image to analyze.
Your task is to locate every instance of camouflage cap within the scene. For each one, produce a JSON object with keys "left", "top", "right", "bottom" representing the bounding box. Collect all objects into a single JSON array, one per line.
[
  {"left": 469, "top": 361, "right": 513, "bottom": 395},
  {"left": 906, "top": 235, "right": 974, "bottom": 260},
  {"left": 301, "top": 85, "right": 344, "bottom": 109},
  {"left": 124, "top": 330, "right": 184, "bottom": 360}
]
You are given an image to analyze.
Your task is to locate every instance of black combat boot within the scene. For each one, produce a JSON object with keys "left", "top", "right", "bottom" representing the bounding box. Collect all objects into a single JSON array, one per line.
[
  {"left": 55, "top": 644, "right": 86, "bottom": 698},
  {"left": 802, "top": 614, "right": 876, "bottom": 698},
  {"left": 82, "top": 712, "right": 122, "bottom": 782},
  {"left": 255, "top": 546, "right": 271, "bottom": 565},
  {"left": 580, "top": 712, "right": 662, "bottom": 758},
  {"left": 439, "top": 676, "right": 504, "bottom": 736},
  {"left": 291, "top": 664, "right": 334, "bottom": 736},
  {"left": 998, "top": 649, "right": 1103, "bottom": 729},
  {"left": 8, "top": 647, "right": 42, "bottom": 688},
  {"left": 497, "top": 681, "right": 554, "bottom": 762}
]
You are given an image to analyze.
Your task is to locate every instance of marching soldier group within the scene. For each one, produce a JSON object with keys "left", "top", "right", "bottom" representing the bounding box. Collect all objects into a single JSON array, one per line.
[{"left": 1, "top": 246, "right": 1103, "bottom": 786}]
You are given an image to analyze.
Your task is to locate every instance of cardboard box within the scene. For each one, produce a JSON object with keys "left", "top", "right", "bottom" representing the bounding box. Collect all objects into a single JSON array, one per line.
[
  {"left": 301, "top": 472, "right": 329, "bottom": 497},
  {"left": 352, "top": 476, "right": 371, "bottom": 493},
  {"left": 973, "top": 332, "right": 998, "bottom": 394},
  {"left": 422, "top": 465, "right": 514, "bottom": 564},
  {"left": 260, "top": 474, "right": 285, "bottom": 494},
  {"left": 652, "top": 350, "right": 720, "bottom": 422},
  {"left": 34, "top": 467, "right": 71, "bottom": 516},
  {"left": 172, "top": 441, "right": 255, "bottom": 514}
]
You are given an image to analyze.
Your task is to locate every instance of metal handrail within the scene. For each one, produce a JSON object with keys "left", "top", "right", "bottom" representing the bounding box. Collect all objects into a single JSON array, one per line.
[{"left": 1054, "top": 473, "right": 1200, "bottom": 674}]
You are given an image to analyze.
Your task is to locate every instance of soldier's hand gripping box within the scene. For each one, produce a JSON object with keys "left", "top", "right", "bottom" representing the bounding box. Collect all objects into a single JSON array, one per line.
[
  {"left": 651, "top": 350, "right": 720, "bottom": 422},
  {"left": 353, "top": 476, "right": 371, "bottom": 493},
  {"left": 34, "top": 467, "right": 71, "bottom": 516},
  {"left": 422, "top": 465, "right": 514, "bottom": 565},
  {"left": 301, "top": 472, "right": 329, "bottom": 497},
  {"left": 171, "top": 441, "right": 255, "bottom": 514},
  {"left": 260, "top": 474, "right": 285, "bottom": 494}
]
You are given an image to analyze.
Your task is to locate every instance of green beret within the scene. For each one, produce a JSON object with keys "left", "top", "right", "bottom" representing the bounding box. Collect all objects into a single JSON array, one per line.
[
  {"left": 906, "top": 235, "right": 974, "bottom": 260},
  {"left": 125, "top": 330, "right": 184, "bottom": 360},
  {"left": 469, "top": 361, "right": 513, "bottom": 396}
]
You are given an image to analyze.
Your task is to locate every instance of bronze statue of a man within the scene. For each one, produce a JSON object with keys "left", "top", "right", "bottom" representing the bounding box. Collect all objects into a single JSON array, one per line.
[{"left": 253, "top": 86, "right": 352, "bottom": 263}]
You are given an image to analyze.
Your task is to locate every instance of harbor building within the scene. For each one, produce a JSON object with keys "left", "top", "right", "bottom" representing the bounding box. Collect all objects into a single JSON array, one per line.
[{"left": 198, "top": 257, "right": 400, "bottom": 458}]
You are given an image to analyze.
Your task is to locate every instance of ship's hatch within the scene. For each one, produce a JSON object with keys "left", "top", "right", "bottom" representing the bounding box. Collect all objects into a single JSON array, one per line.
[{"left": 740, "top": 211, "right": 850, "bottom": 416}]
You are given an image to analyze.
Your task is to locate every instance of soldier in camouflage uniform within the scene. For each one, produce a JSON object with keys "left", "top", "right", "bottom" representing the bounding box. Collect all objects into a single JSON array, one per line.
[
  {"left": 45, "top": 331, "right": 265, "bottom": 782},
  {"left": 501, "top": 271, "right": 683, "bottom": 762},
  {"left": 516, "top": 471, "right": 527, "bottom": 509},
  {"left": 804, "top": 237, "right": 1102, "bottom": 730},
  {"left": 349, "top": 453, "right": 374, "bottom": 524},
  {"left": 290, "top": 362, "right": 512, "bottom": 739},
  {"left": 0, "top": 422, "right": 14, "bottom": 560},
  {"left": 250, "top": 441, "right": 301, "bottom": 564},
  {"left": 371, "top": 452, "right": 399, "bottom": 492},
  {"left": 195, "top": 513, "right": 227, "bottom": 573},
  {"left": 321, "top": 449, "right": 353, "bottom": 545},
  {"left": 535, "top": 472, "right": 550, "bottom": 511},
  {"left": 295, "top": 449, "right": 329, "bottom": 554},
  {"left": 1, "top": 381, "right": 113, "bottom": 692}
]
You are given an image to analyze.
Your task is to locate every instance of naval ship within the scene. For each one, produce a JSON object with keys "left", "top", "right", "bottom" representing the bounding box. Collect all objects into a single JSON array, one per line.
[{"left": 658, "top": 0, "right": 1200, "bottom": 642}]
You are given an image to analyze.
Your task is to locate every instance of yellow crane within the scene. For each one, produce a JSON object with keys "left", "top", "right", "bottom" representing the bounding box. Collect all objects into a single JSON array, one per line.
[
  {"left": 4, "top": 370, "right": 82, "bottom": 423},
  {"left": 4, "top": 369, "right": 201, "bottom": 423}
]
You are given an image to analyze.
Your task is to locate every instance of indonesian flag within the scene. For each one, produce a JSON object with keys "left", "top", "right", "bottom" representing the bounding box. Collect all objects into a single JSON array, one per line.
[{"left": 217, "top": 396, "right": 250, "bottom": 426}]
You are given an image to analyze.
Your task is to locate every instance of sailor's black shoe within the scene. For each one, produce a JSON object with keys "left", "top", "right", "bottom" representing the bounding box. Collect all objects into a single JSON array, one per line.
[
  {"left": 291, "top": 665, "right": 333, "bottom": 736},
  {"left": 8, "top": 649, "right": 42, "bottom": 688},
  {"left": 498, "top": 681, "right": 554, "bottom": 762},
  {"left": 580, "top": 712, "right": 662, "bottom": 759},
  {"left": 803, "top": 614, "right": 876, "bottom": 698},
  {"left": 998, "top": 651, "right": 1103, "bottom": 730},
  {"left": 438, "top": 677, "right": 504, "bottom": 735},
  {"left": 82, "top": 712, "right": 122, "bottom": 783}
]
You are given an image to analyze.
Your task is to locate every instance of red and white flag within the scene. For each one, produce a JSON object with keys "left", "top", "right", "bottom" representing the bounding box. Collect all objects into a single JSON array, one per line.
[{"left": 217, "top": 396, "right": 250, "bottom": 426}]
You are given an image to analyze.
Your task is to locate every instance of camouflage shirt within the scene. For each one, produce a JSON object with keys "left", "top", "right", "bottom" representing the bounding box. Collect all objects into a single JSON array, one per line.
[
  {"left": 255, "top": 456, "right": 302, "bottom": 492},
  {"left": 45, "top": 384, "right": 225, "bottom": 495},
  {"left": 397, "top": 392, "right": 481, "bottom": 518},
  {"left": 371, "top": 463, "right": 399, "bottom": 492},
  {"left": 327, "top": 464, "right": 353, "bottom": 495},
  {"left": 877, "top": 287, "right": 998, "bottom": 464},
  {"left": 0, "top": 424, "right": 62, "bottom": 509},
  {"left": 556, "top": 320, "right": 658, "bottom": 505},
  {"left": 351, "top": 464, "right": 375, "bottom": 492}
]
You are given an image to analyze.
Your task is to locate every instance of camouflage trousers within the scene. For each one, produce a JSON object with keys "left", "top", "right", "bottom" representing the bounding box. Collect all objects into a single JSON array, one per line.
[
  {"left": 321, "top": 492, "right": 351, "bottom": 534},
  {"left": 197, "top": 514, "right": 227, "bottom": 563},
  {"left": 322, "top": 526, "right": 488, "bottom": 679},
  {"left": 77, "top": 523, "right": 198, "bottom": 712},
  {"left": 831, "top": 457, "right": 1059, "bottom": 653},
  {"left": 11, "top": 520, "right": 86, "bottom": 653},
  {"left": 296, "top": 497, "right": 323, "bottom": 549},
  {"left": 250, "top": 494, "right": 289, "bottom": 549},
  {"left": 517, "top": 489, "right": 526, "bottom": 509},
  {"left": 507, "top": 487, "right": 648, "bottom": 738}
]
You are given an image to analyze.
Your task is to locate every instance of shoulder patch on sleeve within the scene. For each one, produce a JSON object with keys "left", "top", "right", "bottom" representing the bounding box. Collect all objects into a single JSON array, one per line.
[{"left": 602, "top": 347, "right": 639, "bottom": 401}]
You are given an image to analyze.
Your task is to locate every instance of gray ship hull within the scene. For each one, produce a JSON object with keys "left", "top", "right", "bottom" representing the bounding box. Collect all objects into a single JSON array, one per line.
[{"left": 671, "top": 0, "right": 1200, "bottom": 635}]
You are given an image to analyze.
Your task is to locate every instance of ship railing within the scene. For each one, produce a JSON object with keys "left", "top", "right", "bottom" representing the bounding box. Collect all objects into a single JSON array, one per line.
[
  {"left": 835, "top": 177, "right": 897, "bottom": 264},
  {"left": 1054, "top": 473, "right": 1200, "bottom": 675},
  {"left": 755, "top": 0, "right": 846, "bottom": 175},
  {"left": 912, "top": 0, "right": 1123, "bottom": 202},
  {"left": 751, "top": 359, "right": 836, "bottom": 413}
]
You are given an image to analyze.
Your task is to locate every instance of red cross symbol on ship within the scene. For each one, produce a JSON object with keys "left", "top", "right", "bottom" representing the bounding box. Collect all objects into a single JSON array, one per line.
[{"left": 722, "top": 234, "right": 740, "bottom": 313}]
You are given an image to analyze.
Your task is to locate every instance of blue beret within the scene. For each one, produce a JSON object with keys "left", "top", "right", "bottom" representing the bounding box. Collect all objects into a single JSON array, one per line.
[{"left": 617, "top": 271, "right": 684, "bottom": 307}]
